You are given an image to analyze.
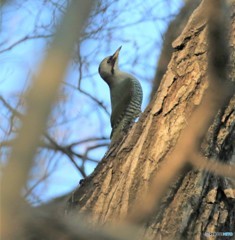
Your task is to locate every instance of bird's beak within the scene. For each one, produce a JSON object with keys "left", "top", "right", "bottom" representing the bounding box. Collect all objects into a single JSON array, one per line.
[
  {"left": 112, "top": 46, "right": 122, "bottom": 61},
  {"left": 111, "top": 46, "right": 122, "bottom": 67}
]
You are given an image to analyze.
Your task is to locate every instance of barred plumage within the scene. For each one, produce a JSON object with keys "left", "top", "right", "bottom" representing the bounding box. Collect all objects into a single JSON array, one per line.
[{"left": 98, "top": 47, "right": 143, "bottom": 143}]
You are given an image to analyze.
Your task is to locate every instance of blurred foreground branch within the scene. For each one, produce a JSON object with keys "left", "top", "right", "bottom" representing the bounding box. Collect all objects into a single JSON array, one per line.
[{"left": 1, "top": 1, "right": 93, "bottom": 239}]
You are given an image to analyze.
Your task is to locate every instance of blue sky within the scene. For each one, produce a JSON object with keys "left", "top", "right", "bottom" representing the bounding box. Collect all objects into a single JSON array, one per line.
[{"left": 0, "top": 0, "right": 183, "bottom": 204}]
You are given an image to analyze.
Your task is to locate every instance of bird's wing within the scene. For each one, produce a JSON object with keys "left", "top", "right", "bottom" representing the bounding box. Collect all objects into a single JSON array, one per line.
[{"left": 110, "top": 77, "right": 133, "bottom": 129}]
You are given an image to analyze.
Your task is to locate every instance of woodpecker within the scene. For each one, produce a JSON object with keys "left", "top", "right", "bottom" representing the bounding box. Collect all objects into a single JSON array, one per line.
[{"left": 98, "top": 46, "right": 143, "bottom": 143}]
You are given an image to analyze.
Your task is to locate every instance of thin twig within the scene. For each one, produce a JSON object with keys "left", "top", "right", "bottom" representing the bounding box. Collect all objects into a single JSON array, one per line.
[{"left": 0, "top": 34, "right": 53, "bottom": 54}]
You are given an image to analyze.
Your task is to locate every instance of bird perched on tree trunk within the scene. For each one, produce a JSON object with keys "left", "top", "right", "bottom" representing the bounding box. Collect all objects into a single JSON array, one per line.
[{"left": 98, "top": 46, "right": 143, "bottom": 144}]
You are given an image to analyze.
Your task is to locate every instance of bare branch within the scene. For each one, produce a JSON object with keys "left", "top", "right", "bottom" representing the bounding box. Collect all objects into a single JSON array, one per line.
[
  {"left": 190, "top": 153, "right": 235, "bottom": 178},
  {"left": 0, "top": 96, "right": 23, "bottom": 118},
  {"left": 0, "top": 34, "right": 53, "bottom": 54}
]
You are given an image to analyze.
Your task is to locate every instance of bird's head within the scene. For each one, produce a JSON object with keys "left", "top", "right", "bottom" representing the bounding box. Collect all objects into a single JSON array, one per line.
[{"left": 98, "top": 46, "right": 122, "bottom": 84}]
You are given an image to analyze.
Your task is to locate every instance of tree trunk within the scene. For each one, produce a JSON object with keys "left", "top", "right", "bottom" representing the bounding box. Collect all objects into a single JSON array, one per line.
[
  {"left": 67, "top": 1, "right": 235, "bottom": 239},
  {"left": 150, "top": 0, "right": 201, "bottom": 99}
]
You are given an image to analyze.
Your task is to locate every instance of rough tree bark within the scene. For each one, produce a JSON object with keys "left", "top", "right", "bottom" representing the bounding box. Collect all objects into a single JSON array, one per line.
[
  {"left": 67, "top": 1, "right": 235, "bottom": 239},
  {"left": 150, "top": 0, "right": 201, "bottom": 98}
]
